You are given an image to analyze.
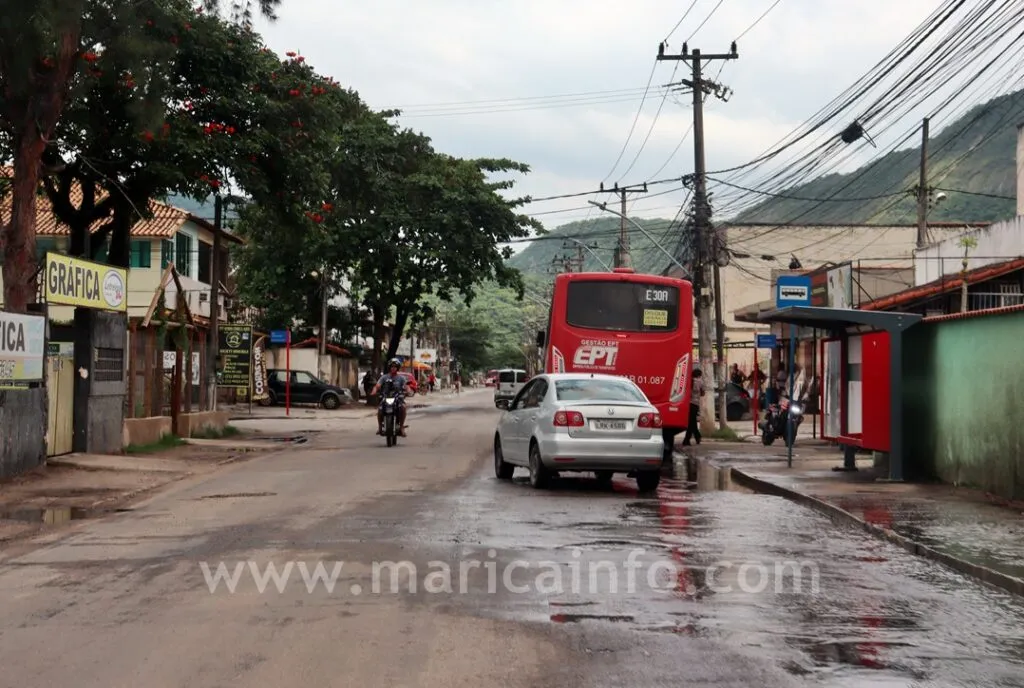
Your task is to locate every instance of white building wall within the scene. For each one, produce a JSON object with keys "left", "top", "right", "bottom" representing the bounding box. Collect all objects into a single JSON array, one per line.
[{"left": 914, "top": 217, "right": 1024, "bottom": 285}]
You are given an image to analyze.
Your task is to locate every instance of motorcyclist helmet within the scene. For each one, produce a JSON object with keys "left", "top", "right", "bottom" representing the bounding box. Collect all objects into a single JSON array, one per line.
[{"left": 388, "top": 358, "right": 401, "bottom": 372}]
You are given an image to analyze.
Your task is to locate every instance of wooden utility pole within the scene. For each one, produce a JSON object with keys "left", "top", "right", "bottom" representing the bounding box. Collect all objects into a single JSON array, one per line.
[
  {"left": 658, "top": 41, "right": 737, "bottom": 434},
  {"left": 916, "top": 117, "right": 930, "bottom": 249},
  {"left": 208, "top": 193, "right": 222, "bottom": 411},
  {"left": 598, "top": 182, "right": 647, "bottom": 268}
]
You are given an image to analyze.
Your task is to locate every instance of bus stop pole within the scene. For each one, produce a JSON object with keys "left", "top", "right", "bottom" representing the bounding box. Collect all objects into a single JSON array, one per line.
[
  {"left": 787, "top": 324, "right": 796, "bottom": 468},
  {"left": 752, "top": 335, "right": 759, "bottom": 436}
]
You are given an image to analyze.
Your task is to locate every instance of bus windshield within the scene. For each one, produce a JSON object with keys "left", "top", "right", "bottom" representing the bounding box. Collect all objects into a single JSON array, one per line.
[{"left": 565, "top": 280, "right": 679, "bottom": 332}]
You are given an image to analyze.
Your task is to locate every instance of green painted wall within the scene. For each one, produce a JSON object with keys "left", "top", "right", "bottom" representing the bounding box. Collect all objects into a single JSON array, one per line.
[{"left": 903, "top": 310, "right": 1024, "bottom": 499}]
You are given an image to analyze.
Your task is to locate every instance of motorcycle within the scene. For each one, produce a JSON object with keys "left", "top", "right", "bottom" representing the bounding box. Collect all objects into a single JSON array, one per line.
[
  {"left": 380, "top": 389, "right": 402, "bottom": 447},
  {"left": 759, "top": 396, "right": 803, "bottom": 447}
]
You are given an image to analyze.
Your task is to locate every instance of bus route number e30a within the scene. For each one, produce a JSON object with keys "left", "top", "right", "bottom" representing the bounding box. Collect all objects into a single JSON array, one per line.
[{"left": 645, "top": 288, "right": 671, "bottom": 303}]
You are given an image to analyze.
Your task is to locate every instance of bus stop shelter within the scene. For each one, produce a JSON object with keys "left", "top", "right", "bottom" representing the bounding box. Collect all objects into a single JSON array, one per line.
[{"left": 749, "top": 306, "right": 922, "bottom": 481}]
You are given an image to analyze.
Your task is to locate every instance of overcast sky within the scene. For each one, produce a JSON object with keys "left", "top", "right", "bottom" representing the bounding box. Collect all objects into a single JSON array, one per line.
[{"left": 253, "top": 0, "right": 941, "bottom": 231}]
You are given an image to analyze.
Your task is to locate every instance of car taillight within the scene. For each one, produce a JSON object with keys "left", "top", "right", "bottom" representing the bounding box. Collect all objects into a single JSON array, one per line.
[
  {"left": 553, "top": 410, "right": 584, "bottom": 427},
  {"left": 638, "top": 412, "right": 662, "bottom": 428}
]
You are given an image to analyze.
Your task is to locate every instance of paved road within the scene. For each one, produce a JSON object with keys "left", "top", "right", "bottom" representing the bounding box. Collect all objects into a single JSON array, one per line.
[{"left": 1, "top": 391, "right": 1023, "bottom": 686}]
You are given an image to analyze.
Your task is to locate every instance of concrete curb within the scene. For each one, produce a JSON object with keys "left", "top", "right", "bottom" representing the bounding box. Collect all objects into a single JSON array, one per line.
[{"left": 728, "top": 466, "right": 1024, "bottom": 599}]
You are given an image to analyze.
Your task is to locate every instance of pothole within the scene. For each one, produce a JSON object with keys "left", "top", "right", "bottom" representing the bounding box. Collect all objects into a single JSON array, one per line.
[{"left": 195, "top": 491, "right": 277, "bottom": 500}]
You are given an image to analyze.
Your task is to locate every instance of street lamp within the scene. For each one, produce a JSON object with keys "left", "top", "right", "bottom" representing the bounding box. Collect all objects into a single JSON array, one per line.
[
  {"left": 309, "top": 268, "right": 328, "bottom": 377},
  {"left": 586, "top": 201, "right": 689, "bottom": 274}
]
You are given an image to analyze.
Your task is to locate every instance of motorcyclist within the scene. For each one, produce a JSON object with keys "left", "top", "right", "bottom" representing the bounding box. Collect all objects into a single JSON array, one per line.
[{"left": 372, "top": 358, "right": 408, "bottom": 436}]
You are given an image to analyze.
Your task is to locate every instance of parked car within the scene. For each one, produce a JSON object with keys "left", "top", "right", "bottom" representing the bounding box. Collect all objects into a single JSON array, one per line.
[
  {"left": 262, "top": 369, "right": 353, "bottom": 409},
  {"left": 715, "top": 382, "right": 751, "bottom": 421},
  {"left": 492, "top": 372, "right": 665, "bottom": 492}
]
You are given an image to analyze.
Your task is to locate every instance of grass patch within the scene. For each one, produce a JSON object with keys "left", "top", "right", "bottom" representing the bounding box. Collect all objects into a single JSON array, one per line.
[
  {"left": 706, "top": 425, "right": 742, "bottom": 442},
  {"left": 125, "top": 433, "right": 185, "bottom": 454},
  {"left": 191, "top": 425, "right": 241, "bottom": 439}
]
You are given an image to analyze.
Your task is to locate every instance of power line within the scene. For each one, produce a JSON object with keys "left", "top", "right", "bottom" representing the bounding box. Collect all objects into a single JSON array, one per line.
[
  {"left": 522, "top": 174, "right": 684, "bottom": 204},
  {"left": 664, "top": 0, "right": 701, "bottom": 43},
  {"left": 686, "top": 0, "right": 726, "bottom": 41},
  {"left": 392, "top": 87, "right": 676, "bottom": 118},
  {"left": 602, "top": 60, "right": 661, "bottom": 184},
  {"left": 383, "top": 84, "right": 668, "bottom": 109},
  {"left": 734, "top": 0, "right": 784, "bottom": 41}
]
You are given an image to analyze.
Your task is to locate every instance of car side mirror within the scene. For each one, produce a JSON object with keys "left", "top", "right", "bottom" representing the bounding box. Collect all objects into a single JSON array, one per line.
[{"left": 536, "top": 330, "right": 545, "bottom": 348}]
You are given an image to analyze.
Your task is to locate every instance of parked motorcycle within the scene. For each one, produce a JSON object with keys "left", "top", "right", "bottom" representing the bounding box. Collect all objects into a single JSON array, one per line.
[
  {"left": 759, "top": 396, "right": 803, "bottom": 447},
  {"left": 380, "top": 389, "right": 402, "bottom": 447}
]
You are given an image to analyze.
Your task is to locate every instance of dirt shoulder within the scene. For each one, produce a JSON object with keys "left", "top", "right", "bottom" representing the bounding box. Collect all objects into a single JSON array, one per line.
[{"left": 0, "top": 435, "right": 293, "bottom": 545}]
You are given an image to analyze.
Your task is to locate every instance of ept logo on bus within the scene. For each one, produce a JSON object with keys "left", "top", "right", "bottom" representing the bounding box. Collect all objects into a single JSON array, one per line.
[{"left": 572, "top": 340, "right": 618, "bottom": 368}]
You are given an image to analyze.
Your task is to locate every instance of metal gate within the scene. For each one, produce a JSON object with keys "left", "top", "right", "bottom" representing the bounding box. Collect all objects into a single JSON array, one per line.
[{"left": 46, "top": 342, "right": 74, "bottom": 457}]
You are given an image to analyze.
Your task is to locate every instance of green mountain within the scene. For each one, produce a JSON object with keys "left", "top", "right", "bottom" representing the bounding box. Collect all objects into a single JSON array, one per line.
[
  {"left": 731, "top": 89, "right": 1022, "bottom": 225},
  {"left": 505, "top": 89, "right": 1022, "bottom": 280},
  {"left": 507, "top": 215, "right": 684, "bottom": 278}
]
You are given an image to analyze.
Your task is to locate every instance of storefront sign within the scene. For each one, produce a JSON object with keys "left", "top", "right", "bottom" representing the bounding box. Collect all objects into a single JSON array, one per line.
[
  {"left": 0, "top": 311, "right": 45, "bottom": 387},
  {"left": 44, "top": 252, "right": 127, "bottom": 311},
  {"left": 252, "top": 335, "right": 269, "bottom": 401},
  {"left": 218, "top": 324, "right": 252, "bottom": 389}
]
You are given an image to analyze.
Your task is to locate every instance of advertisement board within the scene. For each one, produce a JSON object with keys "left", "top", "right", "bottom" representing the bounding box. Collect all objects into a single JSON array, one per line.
[
  {"left": 44, "top": 252, "right": 127, "bottom": 311},
  {"left": 218, "top": 324, "right": 252, "bottom": 390},
  {"left": 252, "top": 335, "right": 270, "bottom": 402},
  {"left": 0, "top": 311, "right": 45, "bottom": 388},
  {"left": 415, "top": 348, "right": 437, "bottom": 365},
  {"left": 822, "top": 338, "right": 842, "bottom": 439}
]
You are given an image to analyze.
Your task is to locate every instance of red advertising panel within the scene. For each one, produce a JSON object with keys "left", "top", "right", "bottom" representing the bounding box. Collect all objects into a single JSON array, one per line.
[{"left": 859, "top": 331, "right": 891, "bottom": 452}]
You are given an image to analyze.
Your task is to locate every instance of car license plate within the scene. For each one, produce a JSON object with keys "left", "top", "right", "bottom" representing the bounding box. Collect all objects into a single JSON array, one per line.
[{"left": 593, "top": 420, "right": 627, "bottom": 431}]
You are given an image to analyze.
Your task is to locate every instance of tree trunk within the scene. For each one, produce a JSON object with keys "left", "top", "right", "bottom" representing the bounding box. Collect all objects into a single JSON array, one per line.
[
  {"left": 1, "top": 30, "right": 82, "bottom": 311},
  {"left": 386, "top": 307, "right": 409, "bottom": 360},
  {"left": 371, "top": 305, "right": 385, "bottom": 372},
  {"left": 2, "top": 135, "right": 44, "bottom": 312}
]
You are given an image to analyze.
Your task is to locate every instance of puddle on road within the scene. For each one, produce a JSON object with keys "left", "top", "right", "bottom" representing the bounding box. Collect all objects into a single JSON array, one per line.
[
  {"left": 403, "top": 454, "right": 1024, "bottom": 687},
  {"left": 0, "top": 506, "right": 128, "bottom": 525}
]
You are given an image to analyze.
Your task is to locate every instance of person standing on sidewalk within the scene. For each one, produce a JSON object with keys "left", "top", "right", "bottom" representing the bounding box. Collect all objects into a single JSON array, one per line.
[{"left": 681, "top": 369, "right": 704, "bottom": 446}]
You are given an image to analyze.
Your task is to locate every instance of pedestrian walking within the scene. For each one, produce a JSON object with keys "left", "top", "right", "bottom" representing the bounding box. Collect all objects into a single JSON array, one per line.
[{"left": 681, "top": 368, "right": 704, "bottom": 446}]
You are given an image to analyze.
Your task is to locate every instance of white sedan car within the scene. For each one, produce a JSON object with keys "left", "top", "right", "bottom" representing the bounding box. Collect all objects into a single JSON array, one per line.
[{"left": 493, "top": 372, "right": 665, "bottom": 491}]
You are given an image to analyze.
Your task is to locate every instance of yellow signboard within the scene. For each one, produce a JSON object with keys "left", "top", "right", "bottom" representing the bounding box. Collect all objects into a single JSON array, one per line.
[
  {"left": 44, "top": 252, "right": 127, "bottom": 311},
  {"left": 642, "top": 308, "right": 668, "bottom": 327}
]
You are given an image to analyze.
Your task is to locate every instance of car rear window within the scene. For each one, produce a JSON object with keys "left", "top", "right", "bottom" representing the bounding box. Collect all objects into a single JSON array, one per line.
[
  {"left": 499, "top": 371, "right": 515, "bottom": 382},
  {"left": 515, "top": 372, "right": 528, "bottom": 383},
  {"left": 555, "top": 379, "right": 647, "bottom": 403}
]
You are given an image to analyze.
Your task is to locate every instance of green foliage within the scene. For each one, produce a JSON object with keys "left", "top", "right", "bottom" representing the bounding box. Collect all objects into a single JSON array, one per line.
[
  {"left": 426, "top": 276, "right": 549, "bottom": 371},
  {"left": 506, "top": 215, "right": 681, "bottom": 278}
]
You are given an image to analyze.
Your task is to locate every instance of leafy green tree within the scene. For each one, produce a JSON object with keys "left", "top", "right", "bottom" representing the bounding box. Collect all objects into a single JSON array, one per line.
[
  {"left": 350, "top": 143, "right": 541, "bottom": 368},
  {"left": 445, "top": 314, "right": 493, "bottom": 373}
]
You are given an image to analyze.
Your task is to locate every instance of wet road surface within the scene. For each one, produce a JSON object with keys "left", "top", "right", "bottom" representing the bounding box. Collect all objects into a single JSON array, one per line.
[{"left": 1, "top": 391, "right": 1023, "bottom": 686}]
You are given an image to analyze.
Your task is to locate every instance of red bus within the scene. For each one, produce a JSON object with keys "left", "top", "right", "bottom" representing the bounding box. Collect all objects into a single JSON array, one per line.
[{"left": 537, "top": 268, "right": 695, "bottom": 454}]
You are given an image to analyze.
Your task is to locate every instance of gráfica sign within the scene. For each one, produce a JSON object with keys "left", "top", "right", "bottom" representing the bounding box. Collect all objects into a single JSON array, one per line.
[{"left": 44, "top": 252, "right": 127, "bottom": 311}]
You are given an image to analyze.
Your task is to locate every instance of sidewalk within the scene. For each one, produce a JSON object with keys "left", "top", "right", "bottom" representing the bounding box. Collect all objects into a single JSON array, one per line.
[{"left": 701, "top": 448, "right": 1024, "bottom": 597}]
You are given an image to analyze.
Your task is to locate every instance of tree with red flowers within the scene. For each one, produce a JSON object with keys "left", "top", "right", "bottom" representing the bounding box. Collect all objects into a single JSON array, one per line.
[{"left": 0, "top": 0, "right": 282, "bottom": 312}]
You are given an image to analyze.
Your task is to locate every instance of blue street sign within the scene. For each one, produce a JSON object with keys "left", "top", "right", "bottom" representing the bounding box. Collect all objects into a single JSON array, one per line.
[
  {"left": 270, "top": 329, "right": 289, "bottom": 344},
  {"left": 776, "top": 275, "right": 812, "bottom": 307},
  {"left": 756, "top": 334, "right": 777, "bottom": 349}
]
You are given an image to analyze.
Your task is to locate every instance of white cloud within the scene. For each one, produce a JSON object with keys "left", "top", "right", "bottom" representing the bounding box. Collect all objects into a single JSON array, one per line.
[{"left": 254, "top": 0, "right": 948, "bottom": 229}]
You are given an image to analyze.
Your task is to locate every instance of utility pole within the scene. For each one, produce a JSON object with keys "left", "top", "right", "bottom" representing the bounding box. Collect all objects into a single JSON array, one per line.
[
  {"left": 598, "top": 182, "right": 648, "bottom": 268},
  {"left": 658, "top": 41, "right": 737, "bottom": 435},
  {"left": 209, "top": 193, "right": 222, "bottom": 411},
  {"left": 916, "top": 117, "right": 930, "bottom": 249},
  {"left": 318, "top": 269, "right": 328, "bottom": 378}
]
